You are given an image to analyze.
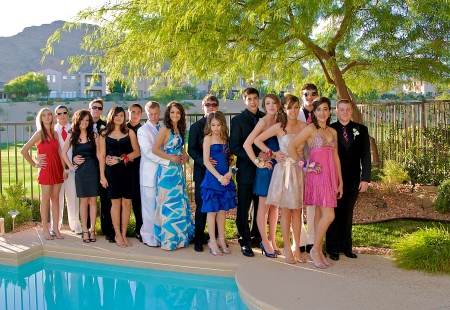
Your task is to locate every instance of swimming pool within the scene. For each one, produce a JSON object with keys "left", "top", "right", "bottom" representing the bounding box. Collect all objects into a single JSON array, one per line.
[{"left": 0, "top": 257, "right": 248, "bottom": 309}]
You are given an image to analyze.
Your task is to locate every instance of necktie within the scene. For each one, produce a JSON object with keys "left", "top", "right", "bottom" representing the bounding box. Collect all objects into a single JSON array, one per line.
[
  {"left": 62, "top": 126, "right": 67, "bottom": 141},
  {"left": 306, "top": 113, "right": 312, "bottom": 124},
  {"left": 156, "top": 124, "right": 161, "bottom": 131},
  {"left": 253, "top": 116, "right": 258, "bottom": 126},
  {"left": 342, "top": 126, "right": 349, "bottom": 144}
]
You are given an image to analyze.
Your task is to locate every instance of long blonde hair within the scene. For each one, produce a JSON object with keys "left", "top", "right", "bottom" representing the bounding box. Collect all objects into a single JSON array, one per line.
[
  {"left": 36, "top": 108, "right": 55, "bottom": 142},
  {"left": 204, "top": 111, "right": 233, "bottom": 166}
]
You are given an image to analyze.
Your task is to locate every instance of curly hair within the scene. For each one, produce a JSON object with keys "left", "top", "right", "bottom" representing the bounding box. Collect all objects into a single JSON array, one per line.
[
  {"left": 163, "top": 101, "right": 186, "bottom": 139},
  {"left": 102, "top": 106, "right": 128, "bottom": 137},
  {"left": 312, "top": 97, "right": 332, "bottom": 129},
  {"left": 70, "top": 110, "right": 96, "bottom": 152},
  {"left": 278, "top": 94, "right": 300, "bottom": 133},
  {"left": 204, "top": 111, "right": 233, "bottom": 166}
]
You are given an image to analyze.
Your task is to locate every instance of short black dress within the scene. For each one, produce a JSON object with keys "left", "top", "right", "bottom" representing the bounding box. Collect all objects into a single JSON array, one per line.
[
  {"left": 73, "top": 141, "right": 100, "bottom": 198},
  {"left": 105, "top": 135, "right": 136, "bottom": 199}
]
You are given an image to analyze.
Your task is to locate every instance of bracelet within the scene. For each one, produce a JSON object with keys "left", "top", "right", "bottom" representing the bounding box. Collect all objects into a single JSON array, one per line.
[
  {"left": 265, "top": 149, "right": 275, "bottom": 160},
  {"left": 297, "top": 159, "right": 320, "bottom": 172},
  {"left": 229, "top": 166, "right": 238, "bottom": 174},
  {"left": 34, "top": 162, "right": 38, "bottom": 168},
  {"left": 254, "top": 157, "right": 265, "bottom": 168},
  {"left": 118, "top": 154, "right": 130, "bottom": 166},
  {"left": 218, "top": 175, "right": 223, "bottom": 182}
]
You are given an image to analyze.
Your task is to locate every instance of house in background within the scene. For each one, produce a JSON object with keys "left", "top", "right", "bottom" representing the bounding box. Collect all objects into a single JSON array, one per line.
[
  {"left": 0, "top": 82, "right": 8, "bottom": 102},
  {"left": 403, "top": 81, "right": 438, "bottom": 97},
  {"left": 37, "top": 68, "right": 106, "bottom": 99}
]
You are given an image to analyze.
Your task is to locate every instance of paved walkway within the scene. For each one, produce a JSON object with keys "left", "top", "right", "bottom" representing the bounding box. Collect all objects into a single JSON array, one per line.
[{"left": 1, "top": 228, "right": 449, "bottom": 310}]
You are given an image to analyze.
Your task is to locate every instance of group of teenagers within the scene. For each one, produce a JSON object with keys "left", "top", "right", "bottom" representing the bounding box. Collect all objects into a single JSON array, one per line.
[{"left": 21, "top": 83, "right": 371, "bottom": 269}]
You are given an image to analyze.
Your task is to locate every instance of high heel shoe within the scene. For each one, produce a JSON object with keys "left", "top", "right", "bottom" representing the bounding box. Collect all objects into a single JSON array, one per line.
[
  {"left": 260, "top": 242, "right": 277, "bottom": 258},
  {"left": 82, "top": 231, "right": 90, "bottom": 243},
  {"left": 89, "top": 230, "right": 96, "bottom": 242},
  {"left": 309, "top": 252, "right": 327, "bottom": 269},
  {"left": 217, "top": 238, "right": 230, "bottom": 254},
  {"left": 207, "top": 240, "right": 223, "bottom": 256},
  {"left": 320, "top": 252, "right": 332, "bottom": 266},
  {"left": 283, "top": 249, "right": 296, "bottom": 264}
]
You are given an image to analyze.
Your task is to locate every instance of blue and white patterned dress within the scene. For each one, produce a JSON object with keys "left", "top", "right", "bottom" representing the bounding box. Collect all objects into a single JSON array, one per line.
[{"left": 154, "top": 131, "right": 194, "bottom": 250}]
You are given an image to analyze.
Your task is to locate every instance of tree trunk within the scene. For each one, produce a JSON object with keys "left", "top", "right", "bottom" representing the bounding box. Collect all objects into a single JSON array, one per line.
[{"left": 328, "top": 59, "right": 363, "bottom": 123}]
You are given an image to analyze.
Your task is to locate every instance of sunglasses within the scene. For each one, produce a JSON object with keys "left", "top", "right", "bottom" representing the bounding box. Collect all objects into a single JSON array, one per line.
[
  {"left": 56, "top": 111, "right": 68, "bottom": 115},
  {"left": 303, "top": 91, "right": 318, "bottom": 97},
  {"left": 205, "top": 103, "right": 219, "bottom": 108},
  {"left": 91, "top": 106, "right": 103, "bottom": 111}
]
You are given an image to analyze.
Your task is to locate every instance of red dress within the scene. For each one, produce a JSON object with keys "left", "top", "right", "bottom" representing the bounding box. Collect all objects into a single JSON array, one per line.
[{"left": 37, "top": 138, "right": 64, "bottom": 185}]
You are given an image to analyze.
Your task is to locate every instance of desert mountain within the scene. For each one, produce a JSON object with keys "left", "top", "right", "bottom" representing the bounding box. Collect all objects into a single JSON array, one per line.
[{"left": 0, "top": 20, "right": 91, "bottom": 84}]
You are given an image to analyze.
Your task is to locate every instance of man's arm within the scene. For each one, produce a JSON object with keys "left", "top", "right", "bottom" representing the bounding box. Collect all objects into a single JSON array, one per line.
[
  {"left": 230, "top": 116, "right": 251, "bottom": 162},
  {"left": 137, "top": 127, "right": 170, "bottom": 166},
  {"left": 360, "top": 125, "right": 371, "bottom": 183},
  {"left": 187, "top": 122, "right": 204, "bottom": 167}
]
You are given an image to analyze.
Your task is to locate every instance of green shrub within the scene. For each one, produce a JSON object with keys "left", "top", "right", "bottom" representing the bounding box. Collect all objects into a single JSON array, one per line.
[
  {"left": 24, "top": 197, "right": 40, "bottom": 221},
  {"left": 0, "top": 126, "right": 5, "bottom": 131},
  {"left": 26, "top": 115, "right": 34, "bottom": 121},
  {"left": 38, "top": 101, "right": 46, "bottom": 106},
  {"left": 380, "top": 160, "right": 410, "bottom": 184},
  {"left": 392, "top": 225, "right": 450, "bottom": 274},
  {"left": 47, "top": 101, "right": 54, "bottom": 106},
  {"left": 24, "top": 95, "right": 37, "bottom": 102},
  {"left": 0, "top": 182, "right": 33, "bottom": 232},
  {"left": 435, "top": 179, "right": 450, "bottom": 214}
]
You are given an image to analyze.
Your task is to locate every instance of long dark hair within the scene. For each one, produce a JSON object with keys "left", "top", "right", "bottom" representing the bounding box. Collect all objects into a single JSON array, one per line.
[
  {"left": 312, "top": 97, "right": 332, "bottom": 129},
  {"left": 102, "top": 106, "right": 128, "bottom": 137},
  {"left": 278, "top": 94, "right": 300, "bottom": 133},
  {"left": 70, "top": 109, "right": 96, "bottom": 153},
  {"left": 163, "top": 101, "right": 186, "bottom": 139}
]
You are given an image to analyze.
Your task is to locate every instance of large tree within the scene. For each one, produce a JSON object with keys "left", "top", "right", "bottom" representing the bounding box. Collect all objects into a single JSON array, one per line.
[
  {"left": 4, "top": 72, "right": 50, "bottom": 100},
  {"left": 43, "top": 0, "right": 450, "bottom": 122}
]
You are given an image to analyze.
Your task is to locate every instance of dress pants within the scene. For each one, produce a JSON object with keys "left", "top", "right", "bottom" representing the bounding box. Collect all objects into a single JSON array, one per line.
[
  {"left": 99, "top": 187, "right": 114, "bottom": 238},
  {"left": 300, "top": 205, "right": 315, "bottom": 246},
  {"left": 194, "top": 181, "right": 207, "bottom": 243},
  {"left": 132, "top": 165, "right": 143, "bottom": 236},
  {"left": 326, "top": 189, "right": 359, "bottom": 253},
  {"left": 50, "top": 170, "right": 81, "bottom": 231},
  {"left": 140, "top": 185, "right": 157, "bottom": 246},
  {"left": 236, "top": 182, "right": 260, "bottom": 246}
]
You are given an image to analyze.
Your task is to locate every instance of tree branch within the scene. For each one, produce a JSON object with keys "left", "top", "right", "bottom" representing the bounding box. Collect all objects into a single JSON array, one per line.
[
  {"left": 341, "top": 61, "right": 371, "bottom": 74},
  {"left": 314, "top": 52, "right": 334, "bottom": 84},
  {"left": 328, "top": 6, "right": 357, "bottom": 55}
]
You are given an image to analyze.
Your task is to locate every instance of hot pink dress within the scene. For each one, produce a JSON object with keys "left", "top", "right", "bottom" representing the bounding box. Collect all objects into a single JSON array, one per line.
[
  {"left": 304, "top": 129, "right": 338, "bottom": 208},
  {"left": 36, "top": 138, "right": 64, "bottom": 185}
]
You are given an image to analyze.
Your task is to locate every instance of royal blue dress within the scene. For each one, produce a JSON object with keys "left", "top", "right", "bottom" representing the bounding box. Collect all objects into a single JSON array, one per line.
[
  {"left": 200, "top": 144, "right": 237, "bottom": 212},
  {"left": 154, "top": 131, "right": 194, "bottom": 250},
  {"left": 253, "top": 136, "right": 280, "bottom": 197}
]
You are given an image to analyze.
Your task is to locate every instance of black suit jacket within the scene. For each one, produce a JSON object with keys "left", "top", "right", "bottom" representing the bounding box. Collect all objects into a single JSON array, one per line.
[
  {"left": 331, "top": 120, "right": 371, "bottom": 190},
  {"left": 188, "top": 117, "right": 207, "bottom": 183},
  {"left": 230, "top": 109, "right": 265, "bottom": 184}
]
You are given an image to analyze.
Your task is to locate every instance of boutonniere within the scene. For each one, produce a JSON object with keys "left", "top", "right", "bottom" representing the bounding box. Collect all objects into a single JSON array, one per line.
[
  {"left": 353, "top": 126, "right": 360, "bottom": 136},
  {"left": 68, "top": 128, "right": 72, "bottom": 134},
  {"left": 99, "top": 125, "right": 106, "bottom": 131}
]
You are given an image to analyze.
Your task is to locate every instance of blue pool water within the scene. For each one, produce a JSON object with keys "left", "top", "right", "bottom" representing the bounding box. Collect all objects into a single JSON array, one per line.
[{"left": 0, "top": 257, "right": 247, "bottom": 309}]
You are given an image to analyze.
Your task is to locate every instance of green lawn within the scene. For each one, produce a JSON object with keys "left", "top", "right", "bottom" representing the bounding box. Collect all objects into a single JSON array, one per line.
[{"left": 1, "top": 142, "right": 40, "bottom": 197}]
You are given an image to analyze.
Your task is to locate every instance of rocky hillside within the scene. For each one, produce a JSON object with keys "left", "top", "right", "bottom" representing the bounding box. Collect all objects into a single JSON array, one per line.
[{"left": 0, "top": 20, "right": 91, "bottom": 84}]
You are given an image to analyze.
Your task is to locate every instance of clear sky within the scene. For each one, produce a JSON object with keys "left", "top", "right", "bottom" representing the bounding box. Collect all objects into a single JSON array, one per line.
[{"left": 0, "top": 0, "right": 105, "bottom": 37}]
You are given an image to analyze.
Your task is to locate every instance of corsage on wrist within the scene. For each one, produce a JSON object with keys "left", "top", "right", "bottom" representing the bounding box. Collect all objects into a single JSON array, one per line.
[
  {"left": 265, "top": 149, "right": 275, "bottom": 160},
  {"left": 254, "top": 157, "right": 265, "bottom": 168},
  {"left": 118, "top": 154, "right": 130, "bottom": 166},
  {"left": 218, "top": 175, "right": 224, "bottom": 182},
  {"left": 297, "top": 160, "right": 321, "bottom": 173},
  {"left": 229, "top": 166, "right": 238, "bottom": 174}
]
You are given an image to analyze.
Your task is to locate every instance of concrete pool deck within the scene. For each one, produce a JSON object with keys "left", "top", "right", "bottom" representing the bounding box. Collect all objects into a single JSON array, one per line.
[{"left": 1, "top": 228, "right": 449, "bottom": 310}]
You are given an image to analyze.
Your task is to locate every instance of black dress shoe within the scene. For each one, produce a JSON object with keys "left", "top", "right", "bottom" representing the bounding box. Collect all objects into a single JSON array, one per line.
[
  {"left": 305, "top": 244, "right": 313, "bottom": 253},
  {"left": 299, "top": 246, "right": 306, "bottom": 253},
  {"left": 106, "top": 235, "right": 116, "bottom": 243},
  {"left": 135, "top": 233, "right": 143, "bottom": 243},
  {"left": 329, "top": 251, "right": 340, "bottom": 261},
  {"left": 344, "top": 251, "right": 358, "bottom": 258},
  {"left": 241, "top": 245, "right": 254, "bottom": 257},
  {"left": 194, "top": 241, "right": 204, "bottom": 252}
]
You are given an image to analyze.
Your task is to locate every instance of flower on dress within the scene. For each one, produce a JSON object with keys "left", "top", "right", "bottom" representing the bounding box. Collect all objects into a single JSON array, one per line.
[{"left": 353, "top": 126, "right": 360, "bottom": 136}]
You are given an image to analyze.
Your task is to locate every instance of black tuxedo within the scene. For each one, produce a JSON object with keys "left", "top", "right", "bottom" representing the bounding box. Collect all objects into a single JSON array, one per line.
[
  {"left": 327, "top": 120, "right": 371, "bottom": 253},
  {"left": 187, "top": 117, "right": 208, "bottom": 243},
  {"left": 127, "top": 122, "right": 142, "bottom": 237},
  {"left": 230, "top": 108, "right": 265, "bottom": 246}
]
